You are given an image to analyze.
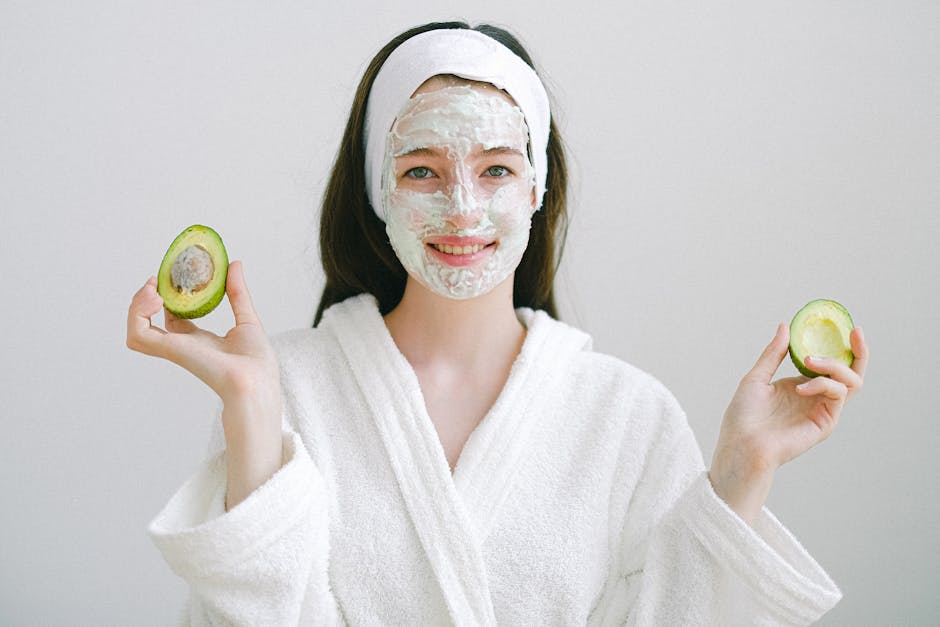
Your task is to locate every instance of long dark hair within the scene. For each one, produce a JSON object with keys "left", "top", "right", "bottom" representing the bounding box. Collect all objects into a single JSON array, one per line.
[{"left": 314, "top": 21, "right": 569, "bottom": 326}]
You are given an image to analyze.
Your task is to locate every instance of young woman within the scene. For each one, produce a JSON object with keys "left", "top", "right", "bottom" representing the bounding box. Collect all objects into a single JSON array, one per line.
[{"left": 127, "top": 22, "right": 868, "bottom": 626}]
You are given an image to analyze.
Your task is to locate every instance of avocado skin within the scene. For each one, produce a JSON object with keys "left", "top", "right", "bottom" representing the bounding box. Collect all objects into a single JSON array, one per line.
[
  {"left": 791, "top": 352, "right": 825, "bottom": 379},
  {"left": 788, "top": 299, "right": 854, "bottom": 378},
  {"left": 157, "top": 225, "right": 228, "bottom": 319}
]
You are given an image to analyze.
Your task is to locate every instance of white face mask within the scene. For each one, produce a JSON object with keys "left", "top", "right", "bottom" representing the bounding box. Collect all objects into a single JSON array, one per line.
[{"left": 382, "top": 85, "right": 536, "bottom": 300}]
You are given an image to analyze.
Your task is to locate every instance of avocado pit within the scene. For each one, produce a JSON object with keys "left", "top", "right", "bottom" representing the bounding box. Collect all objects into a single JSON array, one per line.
[{"left": 170, "top": 245, "right": 214, "bottom": 293}]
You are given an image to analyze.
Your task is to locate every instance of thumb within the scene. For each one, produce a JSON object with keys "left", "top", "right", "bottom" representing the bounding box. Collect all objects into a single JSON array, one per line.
[
  {"left": 226, "top": 260, "right": 262, "bottom": 327},
  {"left": 743, "top": 322, "right": 789, "bottom": 384}
]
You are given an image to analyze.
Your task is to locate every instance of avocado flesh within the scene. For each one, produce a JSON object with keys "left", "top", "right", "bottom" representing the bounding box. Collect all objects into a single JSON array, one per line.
[
  {"left": 157, "top": 225, "right": 228, "bottom": 319},
  {"left": 788, "top": 299, "right": 854, "bottom": 378}
]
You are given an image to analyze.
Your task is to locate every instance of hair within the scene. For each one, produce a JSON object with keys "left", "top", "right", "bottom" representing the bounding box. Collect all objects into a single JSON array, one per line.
[{"left": 313, "top": 21, "right": 569, "bottom": 326}]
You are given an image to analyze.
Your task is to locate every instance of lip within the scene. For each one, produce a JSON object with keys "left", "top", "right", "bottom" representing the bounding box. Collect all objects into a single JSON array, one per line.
[
  {"left": 425, "top": 240, "right": 497, "bottom": 267},
  {"left": 424, "top": 235, "right": 495, "bottom": 247}
]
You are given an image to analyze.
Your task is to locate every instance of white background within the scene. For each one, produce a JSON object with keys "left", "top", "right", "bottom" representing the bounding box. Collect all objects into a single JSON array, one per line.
[{"left": 2, "top": 1, "right": 938, "bottom": 624}]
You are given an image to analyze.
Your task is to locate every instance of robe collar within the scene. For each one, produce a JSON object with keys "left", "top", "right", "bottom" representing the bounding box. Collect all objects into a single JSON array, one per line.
[{"left": 322, "top": 293, "right": 591, "bottom": 625}]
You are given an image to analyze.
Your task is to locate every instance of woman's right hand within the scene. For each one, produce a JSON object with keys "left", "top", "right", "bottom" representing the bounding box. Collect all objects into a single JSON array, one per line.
[
  {"left": 126, "top": 260, "right": 278, "bottom": 403},
  {"left": 127, "top": 260, "right": 284, "bottom": 509}
]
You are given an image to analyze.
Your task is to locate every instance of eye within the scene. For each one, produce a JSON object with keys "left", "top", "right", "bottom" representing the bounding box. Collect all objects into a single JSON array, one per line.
[
  {"left": 405, "top": 166, "right": 435, "bottom": 180},
  {"left": 484, "top": 165, "right": 511, "bottom": 177}
]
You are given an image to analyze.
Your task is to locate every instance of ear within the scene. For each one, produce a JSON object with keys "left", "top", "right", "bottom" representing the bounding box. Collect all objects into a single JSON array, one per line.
[{"left": 529, "top": 186, "right": 538, "bottom": 215}]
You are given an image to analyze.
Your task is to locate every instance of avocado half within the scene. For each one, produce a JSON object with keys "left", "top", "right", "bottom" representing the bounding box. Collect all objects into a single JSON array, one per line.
[
  {"left": 788, "top": 299, "right": 854, "bottom": 378},
  {"left": 157, "top": 225, "right": 228, "bottom": 319}
]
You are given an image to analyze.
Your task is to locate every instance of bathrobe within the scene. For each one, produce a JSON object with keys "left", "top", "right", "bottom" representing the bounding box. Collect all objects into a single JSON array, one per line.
[{"left": 149, "top": 293, "right": 842, "bottom": 626}]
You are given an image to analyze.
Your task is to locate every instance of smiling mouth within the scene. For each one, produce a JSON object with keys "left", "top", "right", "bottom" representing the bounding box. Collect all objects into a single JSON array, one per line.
[
  {"left": 424, "top": 240, "right": 497, "bottom": 267},
  {"left": 428, "top": 242, "right": 494, "bottom": 255}
]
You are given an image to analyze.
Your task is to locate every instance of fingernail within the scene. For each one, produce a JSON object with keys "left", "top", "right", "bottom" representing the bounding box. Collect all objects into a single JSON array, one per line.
[{"left": 797, "top": 382, "right": 808, "bottom": 390}]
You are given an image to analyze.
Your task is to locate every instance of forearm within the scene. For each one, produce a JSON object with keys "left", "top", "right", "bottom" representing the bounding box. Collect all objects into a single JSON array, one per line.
[
  {"left": 222, "top": 391, "right": 283, "bottom": 510},
  {"left": 708, "top": 446, "right": 775, "bottom": 526}
]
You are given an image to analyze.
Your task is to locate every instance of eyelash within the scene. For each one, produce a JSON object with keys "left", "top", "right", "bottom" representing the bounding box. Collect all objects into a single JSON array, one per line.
[
  {"left": 405, "top": 166, "right": 434, "bottom": 180},
  {"left": 404, "top": 165, "right": 512, "bottom": 179}
]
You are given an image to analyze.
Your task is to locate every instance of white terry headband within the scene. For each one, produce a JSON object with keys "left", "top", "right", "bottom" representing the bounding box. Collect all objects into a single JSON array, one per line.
[{"left": 363, "top": 28, "right": 551, "bottom": 222}]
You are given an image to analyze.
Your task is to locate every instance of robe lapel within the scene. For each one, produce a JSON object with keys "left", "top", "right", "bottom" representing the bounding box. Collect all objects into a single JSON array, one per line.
[
  {"left": 327, "top": 294, "right": 497, "bottom": 626},
  {"left": 451, "top": 308, "right": 592, "bottom": 543}
]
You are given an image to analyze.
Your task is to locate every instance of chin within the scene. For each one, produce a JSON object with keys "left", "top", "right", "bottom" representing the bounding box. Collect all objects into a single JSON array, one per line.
[{"left": 412, "top": 265, "right": 512, "bottom": 301}]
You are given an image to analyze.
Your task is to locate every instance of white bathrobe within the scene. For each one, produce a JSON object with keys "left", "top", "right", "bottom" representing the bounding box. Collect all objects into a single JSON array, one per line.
[{"left": 149, "top": 293, "right": 842, "bottom": 626}]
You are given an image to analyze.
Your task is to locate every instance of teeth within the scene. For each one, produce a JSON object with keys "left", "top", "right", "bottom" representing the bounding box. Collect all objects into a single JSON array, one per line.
[{"left": 431, "top": 243, "right": 486, "bottom": 255}]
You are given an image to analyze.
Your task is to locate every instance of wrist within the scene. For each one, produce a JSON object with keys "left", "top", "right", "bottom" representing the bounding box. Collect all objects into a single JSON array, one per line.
[
  {"left": 220, "top": 391, "right": 283, "bottom": 511},
  {"left": 708, "top": 449, "right": 776, "bottom": 526}
]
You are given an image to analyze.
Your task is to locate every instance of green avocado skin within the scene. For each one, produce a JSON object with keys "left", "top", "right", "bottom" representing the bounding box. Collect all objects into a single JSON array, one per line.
[
  {"left": 788, "top": 299, "right": 854, "bottom": 378},
  {"left": 157, "top": 225, "right": 228, "bottom": 319}
]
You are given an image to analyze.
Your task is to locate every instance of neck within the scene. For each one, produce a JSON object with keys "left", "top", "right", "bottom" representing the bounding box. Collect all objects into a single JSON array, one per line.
[{"left": 384, "top": 275, "right": 525, "bottom": 368}]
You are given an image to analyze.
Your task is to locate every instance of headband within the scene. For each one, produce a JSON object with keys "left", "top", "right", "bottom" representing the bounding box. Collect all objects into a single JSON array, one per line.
[{"left": 363, "top": 28, "right": 551, "bottom": 221}]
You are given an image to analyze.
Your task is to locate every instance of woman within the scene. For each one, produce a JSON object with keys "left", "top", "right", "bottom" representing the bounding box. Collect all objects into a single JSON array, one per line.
[{"left": 127, "top": 22, "right": 868, "bottom": 626}]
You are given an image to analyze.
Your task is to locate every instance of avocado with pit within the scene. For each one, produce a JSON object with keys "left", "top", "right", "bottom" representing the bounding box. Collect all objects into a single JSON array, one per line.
[
  {"left": 157, "top": 225, "right": 228, "bottom": 319},
  {"left": 788, "top": 299, "right": 855, "bottom": 378}
]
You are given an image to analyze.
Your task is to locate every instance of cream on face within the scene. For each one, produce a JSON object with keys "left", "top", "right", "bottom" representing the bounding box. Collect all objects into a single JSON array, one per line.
[{"left": 382, "top": 85, "right": 536, "bottom": 300}]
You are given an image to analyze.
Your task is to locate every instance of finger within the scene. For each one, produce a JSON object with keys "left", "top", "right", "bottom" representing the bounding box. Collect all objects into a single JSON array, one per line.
[
  {"left": 744, "top": 322, "right": 789, "bottom": 384},
  {"left": 803, "top": 355, "right": 863, "bottom": 397},
  {"left": 126, "top": 277, "right": 225, "bottom": 391},
  {"left": 164, "top": 310, "right": 219, "bottom": 344},
  {"left": 165, "top": 308, "right": 201, "bottom": 334},
  {"left": 126, "top": 277, "right": 169, "bottom": 356},
  {"left": 226, "top": 260, "right": 262, "bottom": 327},
  {"left": 850, "top": 327, "right": 869, "bottom": 380},
  {"left": 796, "top": 375, "right": 848, "bottom": 402},
  {"left": 130, "top": 275, "right": 158, "bottom": 302}
]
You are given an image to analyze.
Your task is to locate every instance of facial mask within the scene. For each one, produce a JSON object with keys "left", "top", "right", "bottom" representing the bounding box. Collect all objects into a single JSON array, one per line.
[{"left": 383, "top": 85, "right": 536, "bottom": 300}]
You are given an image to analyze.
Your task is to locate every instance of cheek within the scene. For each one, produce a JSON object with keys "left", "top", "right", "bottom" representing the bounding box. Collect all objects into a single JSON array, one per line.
[
  {"left": 388, "top": 190, "right": 447, "bottom": 236},
  {"left": 405, "top": 206, "right": 431, "bottom": 234},
  {"left": 488, "top": 184, "right": 534, "bottom": 232}
]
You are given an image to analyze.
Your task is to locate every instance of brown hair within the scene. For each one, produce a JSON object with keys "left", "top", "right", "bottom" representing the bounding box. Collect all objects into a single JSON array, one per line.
[{"left": 314, "top": 21, "right": 569, "bottom": 326}]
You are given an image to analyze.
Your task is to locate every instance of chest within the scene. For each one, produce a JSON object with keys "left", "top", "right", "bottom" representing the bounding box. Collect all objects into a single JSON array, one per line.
[
  {"left": 420, "top": 371, "right": 504, "bottom": 472},
  {"left": 425, "top": 386, "right": 492, "bottom": 472}
]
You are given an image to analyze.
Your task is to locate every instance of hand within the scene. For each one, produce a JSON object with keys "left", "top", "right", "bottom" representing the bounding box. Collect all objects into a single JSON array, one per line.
[
  {"left": 126, "top": 260, "right": 279, "bottom": 406},
  {"left": 127, "top": 260, "right": 283, "bottom": 509},
  {"left": 709, "top": 323, "right": 869, "bottom": 523}
]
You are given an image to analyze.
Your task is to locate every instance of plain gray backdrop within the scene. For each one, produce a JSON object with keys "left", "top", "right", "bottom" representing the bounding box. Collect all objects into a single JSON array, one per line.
[{"left": 2, "top": 1, "right": 938, "bottom": 625}]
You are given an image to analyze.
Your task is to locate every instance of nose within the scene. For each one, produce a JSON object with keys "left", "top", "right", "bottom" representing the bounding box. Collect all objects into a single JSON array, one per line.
[
  {"left": 444, "top": 182, "right": 484, "bottom": 231},
  {"left": 445, "top": 211, "right": 482, "bottom": 231}
]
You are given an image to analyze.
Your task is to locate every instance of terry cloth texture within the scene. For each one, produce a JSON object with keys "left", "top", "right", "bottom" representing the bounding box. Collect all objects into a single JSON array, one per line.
[{"left": 149, "top": 294, "right": 842, "bottom": 626}]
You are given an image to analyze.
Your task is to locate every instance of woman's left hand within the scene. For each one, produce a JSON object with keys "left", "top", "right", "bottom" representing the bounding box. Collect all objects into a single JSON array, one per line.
[{"left": 709, "top": 323, "right": 869, "bottom": 524}]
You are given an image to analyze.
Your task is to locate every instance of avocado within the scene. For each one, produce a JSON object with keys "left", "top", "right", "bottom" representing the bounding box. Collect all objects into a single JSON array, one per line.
[
  {"left": 157, "top": 225, "right": 228, "bottom": 319},
  {"left": 788, "top": 299, "right": 854, "bottom": 378}
]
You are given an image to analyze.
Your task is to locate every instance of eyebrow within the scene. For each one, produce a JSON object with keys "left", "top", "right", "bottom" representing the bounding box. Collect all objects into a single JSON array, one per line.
[
  {"left": 482, "top": 146, "right": 525, "bottom": 157},
  {"left": 395, "top": 146, "right": 525, "bottom": 159},
  {"left": 395, "top": 147, "right": 444, "bottom": 158}
]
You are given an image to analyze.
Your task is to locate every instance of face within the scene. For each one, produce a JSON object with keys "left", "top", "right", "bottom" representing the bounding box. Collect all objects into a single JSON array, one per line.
[{"left": 382, "top": 82, "right": 536, "bottom": 300}]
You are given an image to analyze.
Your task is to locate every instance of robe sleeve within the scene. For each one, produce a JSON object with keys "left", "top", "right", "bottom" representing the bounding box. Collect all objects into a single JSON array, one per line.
[
  {"left": 147, "top": 429, "right": 343, "bottom": 626},
  {"left": 606, "top": 384, "right": 842, "bottom": 626}
]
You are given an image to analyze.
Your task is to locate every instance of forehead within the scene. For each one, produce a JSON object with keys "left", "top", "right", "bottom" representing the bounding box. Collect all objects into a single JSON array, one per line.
[
  {"left": 389, "top": 84, "right": 529, "bottom": 155},
  {"left": 411, "top": 74, "right": 518, "bottom": 107}
]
